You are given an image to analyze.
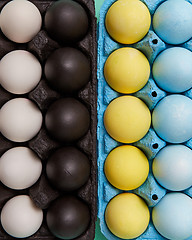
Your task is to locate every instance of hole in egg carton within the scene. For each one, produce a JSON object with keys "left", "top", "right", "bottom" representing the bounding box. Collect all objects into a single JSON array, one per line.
[
  {"left": 152, "top": 143, "right": 159, "bottom": 149},
  {"left": 152, "top": 91, "right": 157, "bottom": 98},
  {"left": 152, "top": 194, "right": 158, "bottom": 201},
  {"left": 152, "top": 39, "right": 158, "bottom": 45}
]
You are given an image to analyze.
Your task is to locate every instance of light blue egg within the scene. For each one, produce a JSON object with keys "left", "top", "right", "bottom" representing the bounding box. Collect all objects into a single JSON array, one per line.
[
  {"left": 153, "top": 145, "right": 192, "bottom": 191},
  {"left": 153, "top": 0, "right": 192, "bottom": 45},
  {"left": 153, "top": 47, "right": 192, "bottom": 93},
  {"left": 152, "top": 95, "right": 192, "bottom": 143},
  {"left": 152, "top": 193, "right": 192, "bottom": 240}
]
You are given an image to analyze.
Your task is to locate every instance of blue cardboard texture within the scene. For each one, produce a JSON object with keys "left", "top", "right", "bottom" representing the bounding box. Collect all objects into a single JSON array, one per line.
[{"left": 97, "top": 0, "right": 192, "bottom": 239}]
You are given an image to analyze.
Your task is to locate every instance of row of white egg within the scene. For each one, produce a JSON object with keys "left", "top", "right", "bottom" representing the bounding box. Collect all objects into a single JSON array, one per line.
[{"left": 0, "top": 1, "right": 45, "bottom": 238}]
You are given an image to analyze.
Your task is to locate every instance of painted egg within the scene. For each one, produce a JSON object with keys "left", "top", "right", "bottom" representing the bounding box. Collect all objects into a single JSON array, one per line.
[
  {"left": 153, "top": 0, "right": 192, "bottom": 44},
  {"left": 152, "top": 95, "right": 192, "bottom": 143},
  {"left": 153, "top": 145, "right": 192, "bottom": 191},
  {"left": 105, "top": 0, "right": 151, "bottom": 44},
  {"left": 104, "top": 96, "right": 151, "bottom": 143},
  {"left": 105, "top": 193, "right": 150, "bottom": 239},
  {"left": 152, "top": 193, "right": 192, "bottom": 240},
  {"left": 153, "top": 47, "right": 192, "bottom": 93}
]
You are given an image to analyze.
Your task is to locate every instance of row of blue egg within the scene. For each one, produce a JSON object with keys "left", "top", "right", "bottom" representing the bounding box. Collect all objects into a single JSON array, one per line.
[{"left": 98, "top": 0, "right": 192, "bottom": 239}]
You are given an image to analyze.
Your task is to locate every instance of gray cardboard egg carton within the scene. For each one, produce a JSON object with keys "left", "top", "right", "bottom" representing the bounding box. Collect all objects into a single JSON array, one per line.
[{"left": 0, "top": 0, "right": 97, "bottom": 239}]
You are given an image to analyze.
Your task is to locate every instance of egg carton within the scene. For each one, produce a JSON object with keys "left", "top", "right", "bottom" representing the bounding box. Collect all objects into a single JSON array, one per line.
[
  {"left": 0, "top": 0, "right": 97, "bottom": 239},
  {"left": 97, "top": 0, "right": 192, "bottom": 239}
]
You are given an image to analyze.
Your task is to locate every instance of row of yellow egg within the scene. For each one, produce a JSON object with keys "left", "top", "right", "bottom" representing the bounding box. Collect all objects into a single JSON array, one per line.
[{"left": 102, "top": 0, "right": 152, "bottom": 239}]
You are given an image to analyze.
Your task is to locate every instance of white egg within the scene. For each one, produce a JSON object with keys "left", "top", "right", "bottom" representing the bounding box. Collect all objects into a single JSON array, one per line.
[
  {"left": 152, "top": 193, "right": 192, "bottom": 240},
  {"left": 0, "top": 50, "right": 42, "bottom": 94},
  {"left": 0, "top": 0, "right": 42, "bottom": 43},
  {"left": 1, "top": 195, "right": 43, "bottom": 238},
  {"left": 0, "top": 147, "right": 42, "bottom": 190},
  {"left": 0, "top": 98, "right": 42, "bottom": 142},
  {"left": 153, "top": 145, "right": 192, "bottom": 191}
]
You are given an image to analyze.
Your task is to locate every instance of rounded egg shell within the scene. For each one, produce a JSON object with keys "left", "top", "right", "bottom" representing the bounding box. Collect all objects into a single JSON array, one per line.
[
  {"left": 46, "top": 147, "right": 90, "bottom": 191},
  {"left": 152, "top": 47, "right": 192, "bottom": 93},
  {"left": 1, "top": 195, "right": 43, "bottom": 238},
  {"left": 152, "top": 193, "right": 192, "bottom": 240},
  {"left": 45, "top": 0, "right": 89, "bottom": 43},
  {"left": 104, "top": 47, "right": 150, "bottom": 94},
  {"left": 0, "top": 98, "right": 43, "bottom": 142},
  {"left": 153, "top": 0, "right": 192, "bottom": 44},
  {"left": 45, "top": 98, "right": 90, "bottom": 142},
  {"left": 105, "top": 0, "right": 151, "bottom": 44},
  {"left": 105, "top": 193, "right": 150, "bottom": 239},
  {"left": 153, "top": 145, "right": 192, "bottom": 191},
  {"left": 152, "top": 95, "right": 192, "bottom": 143},
  {"left": 0, "top": 147, "right": 42, "bottom": 190},
  {"left": 104, "top": 145, "right": 149, "bottom": 190},
  {"left": 0, "top": 50, "right": 42, "bottom": 94},
  {"left": 104, "top": 96, "right": 151, "bottom": 143},
  {"left": 46, "top": 196, "right": 90, "bottom": 239},
  {"left": 0, "top": 0, "right": 42, "bottom": 43}
]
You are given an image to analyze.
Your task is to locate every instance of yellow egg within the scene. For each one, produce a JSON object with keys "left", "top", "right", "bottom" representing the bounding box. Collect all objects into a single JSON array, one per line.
[
  {"left": 104, "top": 145, "right": 149, "bottom": 190},
  {"left": 105, "top": 0, "right": 151, "bottom": 44},
  {"left": 105, "top": 193, "right": 150, "bottom": 239},
  {"left": 104, "top": 47, "right": 150, "bottom": 94},
  {"left": 104, "top": 96, "right": 151, "bottom": 143}
]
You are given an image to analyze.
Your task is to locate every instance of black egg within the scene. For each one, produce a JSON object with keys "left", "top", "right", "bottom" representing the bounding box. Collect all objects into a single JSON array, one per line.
[
  {"left": 45, "top": 98, "right": 90, "bottom": 142},
  {"left": 47, "top": 196, "right": 90, "bottom": 239},
  {"left": 45, "top": 0, "right": 89, "bottom": 43},
  {"left": 45, "top": 47, "right": 90, "bottom": 94},
  {"left": 46, "top": 147, "right": 90, "bottom": 191}
]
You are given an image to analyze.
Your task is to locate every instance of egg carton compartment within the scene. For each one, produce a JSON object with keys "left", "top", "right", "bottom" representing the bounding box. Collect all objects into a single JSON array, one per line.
[
  {"left": 0, "top": 0, "right": 97, "bottom": 239},
  {"left": 97, "top": 0, "right": 192, "bottom": 239}
]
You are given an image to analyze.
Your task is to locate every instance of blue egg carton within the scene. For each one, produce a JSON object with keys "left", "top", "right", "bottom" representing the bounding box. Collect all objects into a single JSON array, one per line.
[{"left": 97, "top": 0, "right": 192, "bottom": 239}]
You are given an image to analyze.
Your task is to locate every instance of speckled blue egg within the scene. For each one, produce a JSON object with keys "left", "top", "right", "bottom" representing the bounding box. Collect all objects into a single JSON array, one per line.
[
  {"left": 153, "top": 145, "right": 192, "bottom": 191},
  {"left": 152, "top": 193, "right": 192, "bottom": 240},
  {"left": 152, "top": 95, "right": 192, "bottom": 143},
  {"left": 153, "top": 47, "right": 192, "bottom": 93},
  {"left": 153, "top": 0, "right": 192, "bottom": 45}
]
